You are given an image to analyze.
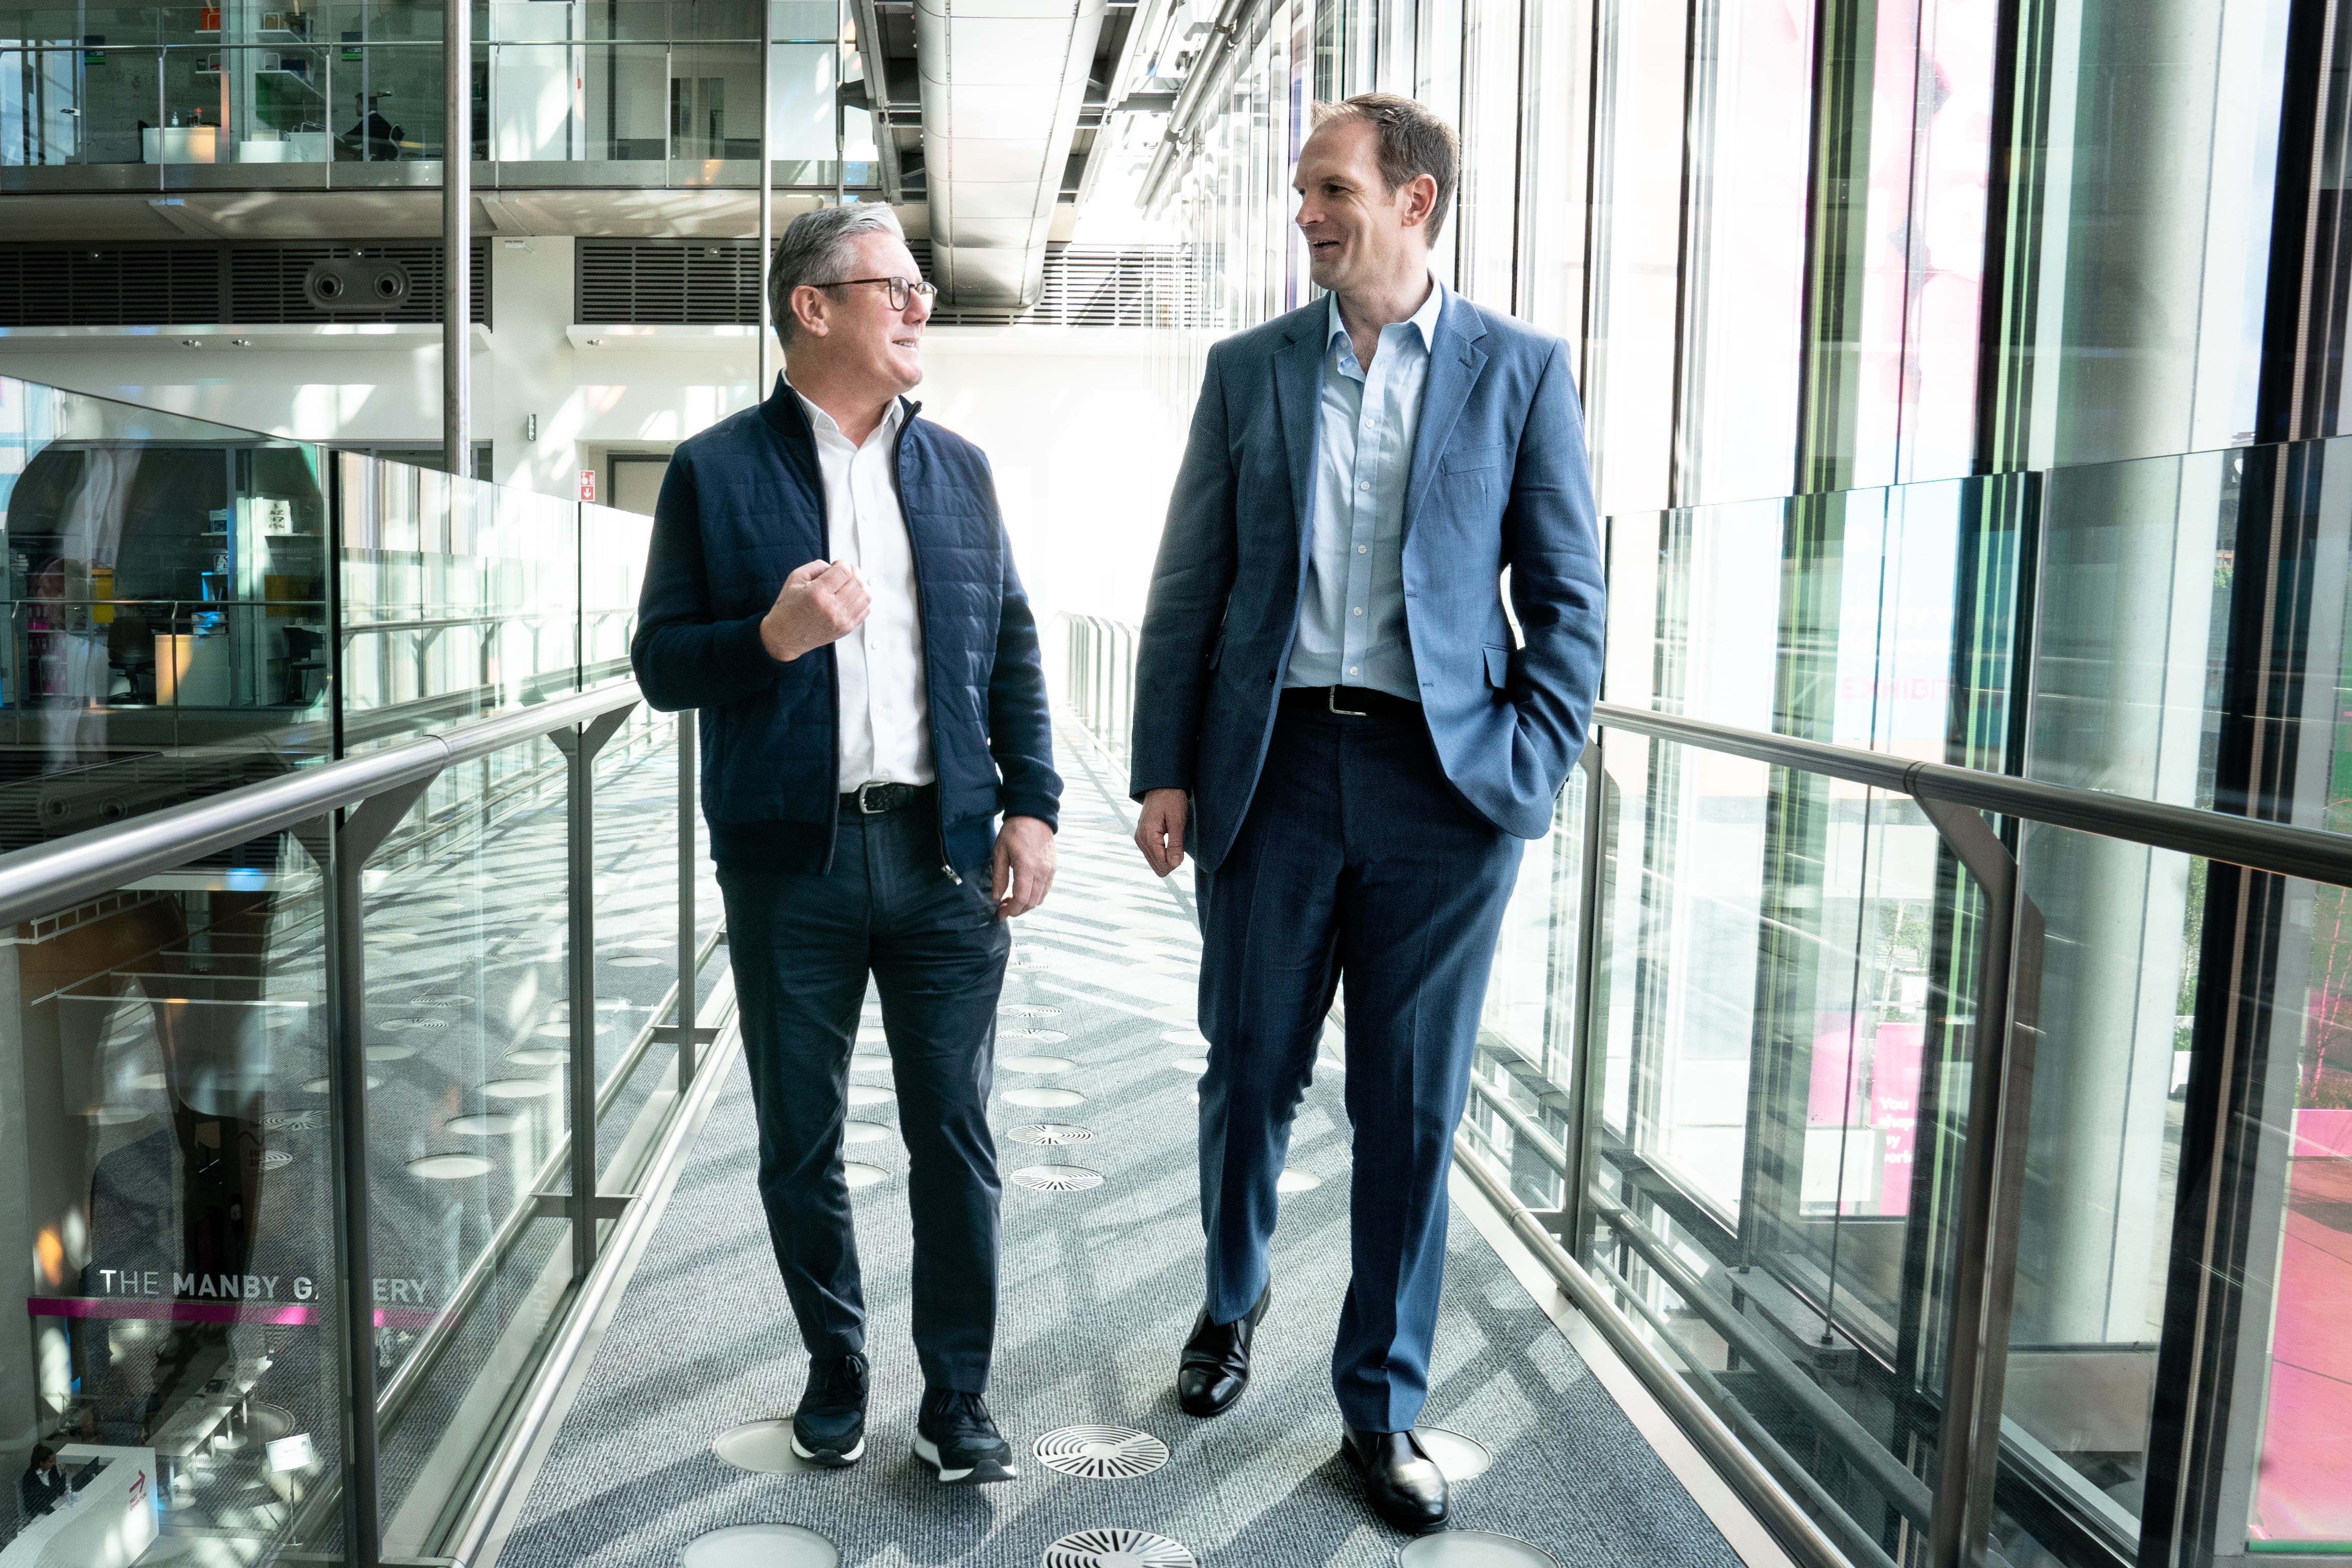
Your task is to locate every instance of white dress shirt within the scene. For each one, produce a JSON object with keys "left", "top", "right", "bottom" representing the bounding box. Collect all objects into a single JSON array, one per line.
[
  {"left": 1283, "top": 277, "right": 1444, "bottom": 700},
  {"left": 795, "top": 387, "right": 935, "bottom": 789}
]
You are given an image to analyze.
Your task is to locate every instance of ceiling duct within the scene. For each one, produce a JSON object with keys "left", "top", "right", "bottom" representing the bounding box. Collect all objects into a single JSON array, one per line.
[{"left": 918, "top": 0, "right": 1108, "bottom": 308}]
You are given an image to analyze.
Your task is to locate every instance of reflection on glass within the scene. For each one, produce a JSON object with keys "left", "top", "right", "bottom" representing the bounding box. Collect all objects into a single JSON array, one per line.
[
  {"left": 4, "top": 830, "right": 343, "bottom": 1561},
  {"left": 365, "top": 732, "right": 575, "bottom": 1555},
  {"left": 0, "top": 379, "right": 331, "bottom": 853}
]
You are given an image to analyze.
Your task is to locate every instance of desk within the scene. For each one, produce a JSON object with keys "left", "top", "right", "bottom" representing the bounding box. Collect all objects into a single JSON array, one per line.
[
  {"left": 140, "top": 126, "right": 219, "bottom": 163},
  {"left": 0, "top": 1447, "right": 156, "bottom": 1568}
]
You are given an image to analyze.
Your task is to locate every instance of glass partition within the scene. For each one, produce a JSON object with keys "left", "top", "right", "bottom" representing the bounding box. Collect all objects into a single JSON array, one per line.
[
  {"left": 11, "top": 826, "right": 345, "bottom": 1563},
  {"left": 0, "top": 377, "right": 331, "bottom": 854},
  {"left": 1465, "top": 434, "right": 2352, "bottom": 1564},
  {"left": 0, "top": 369, "right": 709, "bottom": 1565},
  {"left": 1, "top": 5, "right": 867, "bottom": 187}
]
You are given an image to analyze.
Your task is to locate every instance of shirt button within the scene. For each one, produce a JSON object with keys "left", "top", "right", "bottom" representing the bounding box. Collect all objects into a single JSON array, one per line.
[
  {"left": 1349, "top": 665, "right": 1360, "bottom": 676},
  {"left": 1357, "top": 544, "right": 1368, "bottom": 554},
  {"left": 1359, "top": 481, "right": 1370, "bottom": 491},
  {"left": 1353, "top": 606, "right": 1364, "bottom": 616}
]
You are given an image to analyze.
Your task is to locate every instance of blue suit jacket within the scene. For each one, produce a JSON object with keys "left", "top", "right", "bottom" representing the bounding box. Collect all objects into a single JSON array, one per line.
[
  {"left": 631, "top": 379, "right": 1061, "bottom": 878},
  {"left": 1129, "top": 291, "right": 1605, "bottom": 871}
]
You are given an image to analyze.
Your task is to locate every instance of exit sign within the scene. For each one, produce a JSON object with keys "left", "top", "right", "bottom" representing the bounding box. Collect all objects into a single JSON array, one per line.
[{"left": 578, "top": 469, "right": 595, "bottom": 501}]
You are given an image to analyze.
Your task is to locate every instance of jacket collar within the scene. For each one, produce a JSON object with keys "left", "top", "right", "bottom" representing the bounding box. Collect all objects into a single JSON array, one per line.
[{"left": 1272, "top": 285, "right": 1490, "bottom": 539}]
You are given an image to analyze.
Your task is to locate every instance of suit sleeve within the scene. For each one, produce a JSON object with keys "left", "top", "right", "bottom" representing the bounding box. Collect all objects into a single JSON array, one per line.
[
  {"left": 1503, "top": 341, "right": 1607, "bottom": 791},
  {"left": 1129, "top": 343, "right": 1239, "bottom": 799},
  {"left": 982, "top": 462, "right": 1063, "bottom": 831},
  {"left": 628, "top": 450, "right": 787, "bottom": 713}
]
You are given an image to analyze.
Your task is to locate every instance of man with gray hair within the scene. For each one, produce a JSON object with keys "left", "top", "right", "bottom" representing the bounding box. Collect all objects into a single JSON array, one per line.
[{"left": 634, "top": 201, "right": 1061, "bottom": 1486}]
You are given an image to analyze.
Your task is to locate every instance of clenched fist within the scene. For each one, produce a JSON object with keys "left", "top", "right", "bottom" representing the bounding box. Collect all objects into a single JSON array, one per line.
[{"left": 761, "top": 559, "right": 872, "bottom": 662}]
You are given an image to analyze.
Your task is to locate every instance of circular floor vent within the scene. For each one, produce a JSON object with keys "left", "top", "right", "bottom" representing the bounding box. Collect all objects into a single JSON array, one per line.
[
  {"left": 1042, "top": 1528, "right": 1195, "bottom": 1568},
  {"left": 1007, "top": 1123, "right": 1094, "bottom": 1145},
  {"left": 1004, "top": 1028, "right": 1070, "bottom": 1044},
  {"left": 1010, "top": 1165, "right": 1103, "bottom": 1192},
  {"left": 1002, "top": 1054, "right": 1076, "bottom": 1074},
  {"left": 1394, "top": 1530, "right": 1559, "bottom": 1566},
  {"left": 1034, "top": 1426, "right": 1170, "bottom": 1480},
  {"left": 1001, "top": 1005, "right": 1063, "bottom": 1018},
  {"left": 1276, "top": 1169, "right": 1323, "bottom": 1193},
  {"left": 711, "top": 1419, "right": 823, "bottom": 1474},
  {"left": 1418, "top": 1426, "right": 1494, "bottom": 1482},
  {"left": 682, "top": 1523, "right": 838, "bottom": 1568}
]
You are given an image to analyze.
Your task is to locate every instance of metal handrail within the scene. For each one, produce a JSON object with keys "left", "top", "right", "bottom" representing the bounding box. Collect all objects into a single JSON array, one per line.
[
  {"left": 1593, "top": 701, "right": 2352, "bottom": 889},
  {"left": 0, "top": 681, "right": 641, "bottom": 928}
]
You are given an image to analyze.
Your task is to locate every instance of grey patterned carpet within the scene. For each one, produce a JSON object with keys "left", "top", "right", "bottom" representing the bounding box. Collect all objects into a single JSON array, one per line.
[{"left": 492, "top": 731, "right": 1747, "bottom": 1568}]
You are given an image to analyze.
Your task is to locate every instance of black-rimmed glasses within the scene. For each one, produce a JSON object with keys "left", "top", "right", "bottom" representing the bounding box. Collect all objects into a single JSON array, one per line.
[{"left": 813, "top": 275, "right": 939, "bottom": 310}]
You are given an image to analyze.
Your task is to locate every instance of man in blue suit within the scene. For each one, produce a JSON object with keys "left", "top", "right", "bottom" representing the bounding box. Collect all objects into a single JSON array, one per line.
[{"left": 1129, "top": 95, "right": 1604, "bottom": 1533}]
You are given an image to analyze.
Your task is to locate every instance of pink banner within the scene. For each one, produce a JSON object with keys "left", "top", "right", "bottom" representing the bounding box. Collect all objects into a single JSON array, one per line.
[{"left": 27, "top": 1295, "right": 442, "bottom": 1330}]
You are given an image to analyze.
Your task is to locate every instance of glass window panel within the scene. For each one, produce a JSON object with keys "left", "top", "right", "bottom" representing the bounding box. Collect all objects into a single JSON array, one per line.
[
  {"left": 367, "top": 732, "right": 576, "bottom": 1555},
  {"left": 2, "top": 831, "right": 346, "bottom": 1562},
  {"left": 1675, "top": 0, "right": 1815, "bottom": 505}
]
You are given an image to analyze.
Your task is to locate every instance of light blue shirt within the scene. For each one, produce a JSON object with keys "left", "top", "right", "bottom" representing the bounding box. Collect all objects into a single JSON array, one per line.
[{"left": 1283, "top": 278, "right": 1445, "bottom": 700}]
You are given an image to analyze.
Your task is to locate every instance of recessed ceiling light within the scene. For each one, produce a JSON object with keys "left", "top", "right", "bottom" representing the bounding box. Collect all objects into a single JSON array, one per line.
[
  {"left": 180, "top": 338, "right": 201, "bottom": 347},
  {"left": 231, "top": 337, "right": 251, "bottom": 346}
]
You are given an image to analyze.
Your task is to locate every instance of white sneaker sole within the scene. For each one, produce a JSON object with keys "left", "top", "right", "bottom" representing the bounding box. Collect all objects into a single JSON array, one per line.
[
  {"left": 790, "top": 1432, "right": 865, "bottom": 1465},
  {"left": 912, "top": 1433, "right": 1016, "bottom": 1484}
]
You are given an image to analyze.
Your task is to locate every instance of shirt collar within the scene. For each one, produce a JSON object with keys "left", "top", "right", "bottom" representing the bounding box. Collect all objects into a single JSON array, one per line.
[
  {"left": 791, "top": 385, "right": 905, "bottom": 445},
  {"left": 1325, "top": 275, "right": 1446, "bottom": 358}
]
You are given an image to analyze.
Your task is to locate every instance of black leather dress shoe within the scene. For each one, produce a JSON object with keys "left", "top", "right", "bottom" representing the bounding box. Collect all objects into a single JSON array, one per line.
[
  {"left": 1340, "top": 1425, "right": 1449, "bottom": 1532},
  {"left": 1177, "top": 1282, "right": 1271, "bottom": 1417}
]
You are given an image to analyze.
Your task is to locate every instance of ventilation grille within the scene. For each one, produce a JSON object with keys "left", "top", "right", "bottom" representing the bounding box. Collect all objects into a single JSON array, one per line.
[
  {"left": 574, "top": 239, "right": 1194, "bottom": 328},
  {"left": 0, "top": 248, "right": 224, "bottom": 326},
  {"left": 0, "top": 243, "right": 490, "bottom": 327},
  {"left": 576, "top": 241, "right": 762, "bottom": 325}
]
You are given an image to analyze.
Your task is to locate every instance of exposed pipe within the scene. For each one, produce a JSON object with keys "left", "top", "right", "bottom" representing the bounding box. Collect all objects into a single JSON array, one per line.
[
  {"left": 1137, "top": 0, "right": 1264, "bottom": 213},
  {"left": 918, "top": 0, "right": 1107, "bottom": 306}
]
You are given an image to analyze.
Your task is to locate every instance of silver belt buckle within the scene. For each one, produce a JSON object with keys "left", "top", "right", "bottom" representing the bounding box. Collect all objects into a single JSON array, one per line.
[
  {"left": 1327, "top": 685, "right": 1368, "bottom": 716},
  {"left": 856, "top": 781, "right": 891, "bottom": 814}
]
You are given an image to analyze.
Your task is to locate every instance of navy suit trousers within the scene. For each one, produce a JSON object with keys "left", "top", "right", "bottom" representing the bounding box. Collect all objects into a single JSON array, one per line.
[
  {"left": 718, "top": 798, "right": 1011, "bottom": 1393},
  {"left": 1193, "top": 701, "right": 1523, "bottom": 1433}
]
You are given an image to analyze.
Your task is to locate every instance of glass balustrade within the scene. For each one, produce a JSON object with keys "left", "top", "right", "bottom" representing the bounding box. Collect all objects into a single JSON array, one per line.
[
  {"left": 0, "top": 371, "right": 718, "bottom": 1565},
  {"left": 1057, "top": 427, "right": 2352, "bottom": 1568},
  {"left": 0, "top": 1, "right": 876, "bottom": 189}
]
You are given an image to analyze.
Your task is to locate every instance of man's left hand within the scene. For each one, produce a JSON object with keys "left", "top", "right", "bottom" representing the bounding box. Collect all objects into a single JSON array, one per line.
[{"left": 992, "top": 816, "right": 1057, "bottom": 919}]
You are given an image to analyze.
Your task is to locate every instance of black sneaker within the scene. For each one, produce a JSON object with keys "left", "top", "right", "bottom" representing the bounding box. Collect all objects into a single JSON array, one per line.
[
  {"left": 791, "top": 1352, "right": 868, "bottom": 1467},
  {"left": 912, "top": 1388, "right": 1017, "bottom": 1484}
]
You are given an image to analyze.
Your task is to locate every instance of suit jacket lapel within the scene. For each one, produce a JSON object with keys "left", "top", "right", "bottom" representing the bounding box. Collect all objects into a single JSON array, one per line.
[
  {"left": 1403, "top": 292, "right": 1489, "bottom": 538},
  {"left": 1272, "top": 315, "right": 1325, "bottom": 554}
]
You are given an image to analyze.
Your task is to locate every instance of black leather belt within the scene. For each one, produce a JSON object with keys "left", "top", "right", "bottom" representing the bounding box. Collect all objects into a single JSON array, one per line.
[
  {"left": 840, "top": 780, "right": 932, "bottom": 815},
  {"left": 1280, "top": 684, "right": 1423, "bottom": 720}
]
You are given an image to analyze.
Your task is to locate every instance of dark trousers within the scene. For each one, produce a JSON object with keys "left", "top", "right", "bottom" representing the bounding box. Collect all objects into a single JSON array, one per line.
[
  {"left": 1195, "top": 702, "right": 1523, "bottom": 1433},
  {"left": 718, "top": 796, "right": 1011, "bottom": 1393}
]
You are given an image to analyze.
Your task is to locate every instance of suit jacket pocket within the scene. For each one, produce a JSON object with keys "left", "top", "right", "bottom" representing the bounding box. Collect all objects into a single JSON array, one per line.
[
  {"left": 1484, "top": 645, "right": 1512, "bottom": 690},
  {"left": 1444, "top": 446, "right": 1507, "bottom": 474}
]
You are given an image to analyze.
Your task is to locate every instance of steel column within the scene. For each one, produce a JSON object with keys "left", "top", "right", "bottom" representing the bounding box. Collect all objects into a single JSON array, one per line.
[
  {"left": 1915, "top": 791, "right": 2044, "bottom": 1568},
  {"left": 306, "top": 773, "right": 436, "bottom": 1568},
  {"left": 442, "top": 0, "right": 470, "bottom": 478},
  {"left": 758, "top": 0, "right": 774, "bottom": 398},
  {"left": 550, "top": 704, "right": 638, "bottom": 1280}
]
